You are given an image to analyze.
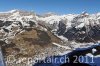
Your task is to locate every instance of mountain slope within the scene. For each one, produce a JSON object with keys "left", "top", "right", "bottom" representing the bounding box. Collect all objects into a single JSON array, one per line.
[{"left": 0, "top": 10, "right": 100, "bottom": 66}]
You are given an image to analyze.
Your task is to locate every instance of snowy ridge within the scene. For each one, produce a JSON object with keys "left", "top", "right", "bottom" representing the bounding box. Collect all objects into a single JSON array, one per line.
[
  {"left": 0, "top": 10, "right": 100, "bottom": 40},
  {"left": 0, "top": 10, "right": 100, "bottom": 66},
  {"left": 0, "top": 10, "right": 100, "bottom": 43},
  {"left": 38, "top": 12, "right": 100, "bottom": 33},
  {"left": 0, "top": 10, "right": 37, "bottom": 43}
]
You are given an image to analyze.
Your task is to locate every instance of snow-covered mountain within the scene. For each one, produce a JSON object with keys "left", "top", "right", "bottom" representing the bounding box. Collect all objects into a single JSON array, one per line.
[
  {"left": 0, "top": 10, "right": 38, "bottom": 44},
  {"left": 0, "top": 10, "right": 100, "bottom": 66},
  {"left": 38, "top": 11, "right": 100, "bottom": 42},
  {"left": 0, "top": 10, "right": 100, "bottom": 47}
]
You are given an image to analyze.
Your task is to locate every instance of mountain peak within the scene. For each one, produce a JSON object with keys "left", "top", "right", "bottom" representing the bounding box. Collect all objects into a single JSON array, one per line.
[
  {"left": 8, "top": 9, "right": 19, "bottom": 13},
  {"left": 81, "top": 11, "right": 89, "bottom": 16},
  {"left": 43, "top": 12, "right": 56, "bottom": 17}
]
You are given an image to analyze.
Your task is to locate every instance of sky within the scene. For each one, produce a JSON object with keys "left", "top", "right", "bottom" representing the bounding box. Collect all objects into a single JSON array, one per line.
[{"left": 0, "top": 0, "right": 100, "bottom": 14}]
